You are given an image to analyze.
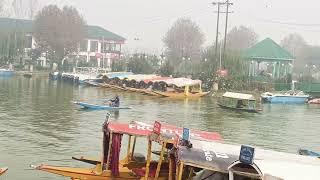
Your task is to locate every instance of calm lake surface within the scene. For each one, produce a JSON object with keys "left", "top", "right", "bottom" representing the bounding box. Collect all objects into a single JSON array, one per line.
[{"left": 0, "top": 75, "right": 320, "bottom": 179}]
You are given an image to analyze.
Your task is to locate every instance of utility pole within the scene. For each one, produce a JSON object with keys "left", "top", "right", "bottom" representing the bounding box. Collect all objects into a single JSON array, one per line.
[
  {"left": 212, "top": 2, "right": 221, "bottom": 64},
  {"left": 223, "top": 0, "right": 233, "bottom": 65}
]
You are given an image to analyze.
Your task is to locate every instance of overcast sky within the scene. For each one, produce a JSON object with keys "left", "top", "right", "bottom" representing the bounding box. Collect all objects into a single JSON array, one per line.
[{"left": 41, "top": 0, "right": 320, "bottom": 54}]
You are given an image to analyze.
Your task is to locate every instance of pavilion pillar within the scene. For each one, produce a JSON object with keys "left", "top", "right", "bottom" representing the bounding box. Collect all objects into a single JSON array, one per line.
[{"left": 277, "top": 62, "right": 280, "bottom": 78}]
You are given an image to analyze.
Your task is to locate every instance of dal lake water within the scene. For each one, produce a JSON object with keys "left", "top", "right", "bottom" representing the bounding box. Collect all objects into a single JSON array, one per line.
[{"left": 0, "top": 75, "right": 320, "bottom": 179}]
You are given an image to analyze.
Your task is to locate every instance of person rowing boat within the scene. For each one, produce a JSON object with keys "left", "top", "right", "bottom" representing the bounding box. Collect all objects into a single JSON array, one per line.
[{"left": 106, "top": 95, "right": 120, "bottom": 107}]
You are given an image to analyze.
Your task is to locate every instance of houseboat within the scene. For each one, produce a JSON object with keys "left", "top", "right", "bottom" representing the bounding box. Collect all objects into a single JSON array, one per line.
[{"left": 218, "top": 92, "right": 261, "bottom": 113}]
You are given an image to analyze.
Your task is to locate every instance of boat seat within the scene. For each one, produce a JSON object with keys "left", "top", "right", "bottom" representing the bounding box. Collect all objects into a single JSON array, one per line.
[
  {"left": 132, "top": 153, "right": 146, "bottom": 163},
  {"left": 132, "top": 162, "right": 170, "bottom": 177}
]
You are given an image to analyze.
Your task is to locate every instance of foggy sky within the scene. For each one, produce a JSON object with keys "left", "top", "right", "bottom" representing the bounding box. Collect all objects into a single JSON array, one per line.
[{"left": 42, "top": 0, "right": 320, "bottom": 54}]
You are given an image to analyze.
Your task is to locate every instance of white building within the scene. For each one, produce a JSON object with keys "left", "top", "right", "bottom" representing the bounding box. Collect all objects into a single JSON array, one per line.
[{"left": 0, "top": 17, "right": 126, "bottom": 69}]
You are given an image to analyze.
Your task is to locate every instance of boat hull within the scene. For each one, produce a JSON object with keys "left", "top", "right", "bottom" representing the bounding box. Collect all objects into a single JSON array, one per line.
[
  {"left": 298, "top": 149, "right": 320, "bottom": 157},
  {"left": 262, "top": 95, "right": 308, "bottom": 104},
  {"left": 0, "top": 167, "right": 8, "bottom": 176},
  {"left": 217, "top": 103, "right": 260, "bottom": 113},
  {"left": 308, "top": 98, "right": 320, "bottom": 104},
  {"left": 74, "top": 102, "right": 131, "bottom": 110},
  {"left": 35, "top": 165, "right": 139, "bottom": 180},
  {"left": 0, "top": 70, "right": 14, "bottom": 77}
]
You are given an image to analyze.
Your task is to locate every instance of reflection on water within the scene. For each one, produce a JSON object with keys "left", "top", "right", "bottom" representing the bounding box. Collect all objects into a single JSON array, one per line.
[{"left": 1, "top": 76, "right": 320, "bottom": 179}]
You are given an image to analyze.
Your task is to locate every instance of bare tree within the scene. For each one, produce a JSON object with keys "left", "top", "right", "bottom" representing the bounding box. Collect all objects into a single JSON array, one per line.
[
  {"left": 12, "top": 0, "right": 26, "bottom": 18},
  {"left": 163, "top": 18, "right": 204, "bottom": 66},
  {"left": 226, "top": 26, "right": 258, "bottom": 51},
  {"left": 281, "top": 33, "right": 306, "bottom": 57},
  {"left": 28, "top": 0, "right": 38, "bottom": 19},
  {"left": 0, "top": 0, "right": 8, "bottom": 17},
  {"left": 34, "top": 5, "right": 86, "bottom": 65}
]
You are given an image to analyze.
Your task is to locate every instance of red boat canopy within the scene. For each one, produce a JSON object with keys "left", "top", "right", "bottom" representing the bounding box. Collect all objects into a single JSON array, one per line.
[{"left": 107, "top": 121, "right": 222, "bottom": 141}]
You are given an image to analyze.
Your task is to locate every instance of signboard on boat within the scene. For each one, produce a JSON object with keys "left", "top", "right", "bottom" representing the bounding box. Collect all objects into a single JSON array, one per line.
[
  {"left": 153, "top": 121, "right": 161, "bottom": 135},
  {"left": 239, "top": 145, "right": 255, "bottom": 165},
  {"left": 182, "top": 128, "right": 190, "bottom": 141},
  {"left": 107, "top": 121, "right": 222, "bottom": 141}
]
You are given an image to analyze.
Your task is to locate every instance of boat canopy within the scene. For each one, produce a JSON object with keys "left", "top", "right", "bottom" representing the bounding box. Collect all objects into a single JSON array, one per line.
[
  {"left": 183, "top": 140, "right": 320, "bottom": 180},
  {"left": 143, "top": 76, "right": 173, "bottom": 83},
  {"left": 222, "top": 92, "right": 256, "bottom": 100},
  {"left": 123, "top": 74, "right": 158, "bottom": 81},
  {"left": 105, "top": 72, "right": 133, "bottom": 79},
  {"left": 157, "top": 78, "right": 202, "bottom": 87},
  {"left": 106, "top": 121, "right": 222, "bottom": 141}
]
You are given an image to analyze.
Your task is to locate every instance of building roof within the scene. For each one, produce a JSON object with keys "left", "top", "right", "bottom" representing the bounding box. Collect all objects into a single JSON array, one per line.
[
  {"left": 0, "top": 17, "right": 125, "bottom": 42},
  {"left": 243, "top": 38, "right": 294, "bottom": 62}
]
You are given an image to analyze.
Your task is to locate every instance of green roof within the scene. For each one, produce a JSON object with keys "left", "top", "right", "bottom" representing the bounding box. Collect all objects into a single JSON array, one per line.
[
  {"left": 0, "top": 17, "right": 125, "bottom": 42},
  {"left": 244, "top": 38, "right": 294, "bottom": 61}
]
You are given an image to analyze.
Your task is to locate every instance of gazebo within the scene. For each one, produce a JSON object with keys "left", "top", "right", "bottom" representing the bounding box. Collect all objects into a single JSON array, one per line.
[{"left": 244, "top": 38, "right": 294, "bottom": 78}]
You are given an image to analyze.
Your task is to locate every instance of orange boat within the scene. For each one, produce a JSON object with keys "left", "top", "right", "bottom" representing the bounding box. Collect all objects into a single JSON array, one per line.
[
  {"left": 32, "top": 115, "right": 221, "bottom": 180},
  {"left": 0, "top": 167, "right": 8, "bottom": 176}
]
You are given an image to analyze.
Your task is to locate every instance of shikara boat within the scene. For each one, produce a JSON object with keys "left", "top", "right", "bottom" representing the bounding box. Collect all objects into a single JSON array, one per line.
[
  {"left": 73, "top": 101, "right": 131, "bottom": 110},
  {"left": 175, "top": 140, "right": 320, "bottom": 180},
  {"left": 153, "top": 78, "right": 209, "bottom": 99},
  {"left": 0, "top": 167, "right": 8, "bottom": 176},
  {"left": 32, "top": 115, "right": 222, "bottom": 179},
  {"left": 218, "top": 92, "right": 262, "bottom": 113},
  {"left": 23, "top": 72, "right": 32, "bottom": 78}
]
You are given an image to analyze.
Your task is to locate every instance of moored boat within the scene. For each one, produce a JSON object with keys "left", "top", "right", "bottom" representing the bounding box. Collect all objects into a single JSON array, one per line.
[
  {"left": 31, "top": 115, "right": 222, "bottom": 179},
  {"left": 23, "top": 72, "right": 32, "bottom": 78},
  {"left": 308, "top": 98, "right": 320, "bottom": 104},
  {"left": 0, "top": 68, "right": 15, "bottom": 77},
  {"left": 218, "top": 92, "right": 261, "bottom": 113},
  {"left": 0, "top": 167, "right": 8, "bottom": 176},
  {"left": 261, "top": 91, "right": 309, "bottom": 104},
  {"left": 152, "top": 78, "right": 209, "bottom": 99}
]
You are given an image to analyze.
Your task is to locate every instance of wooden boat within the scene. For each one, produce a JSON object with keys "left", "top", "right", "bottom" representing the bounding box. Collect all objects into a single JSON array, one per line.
[
  {"left": 308, "top": 98, "right": 320, "bottom": 104},
  {"left": 175, "top": 140, "right": 320, "bottom": 180},
  {"left": 298, "top": 148, "right": 320, "bottom": 157},
  {"left": 73, "top": 101, "right": 131, "bottom": 110},
  {"left": 218, "top": 92, "right": 262, "bottom": 113},
  {"left": 23, "top": 72, "right": 32, "bottom": 78},
  {"left": 31, "top": 115, "right": 222, "bottom": 179},
  {"left": 0, "top": 167, "right": 8, "bottom": 176},
  {"left": 153, "top": 78, "right": 209, "bottom": 99}
]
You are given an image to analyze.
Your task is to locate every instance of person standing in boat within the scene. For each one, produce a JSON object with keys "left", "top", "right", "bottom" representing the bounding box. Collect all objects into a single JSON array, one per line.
[{"left": 108, "top": 95, "right": 120, "bottom": 107}]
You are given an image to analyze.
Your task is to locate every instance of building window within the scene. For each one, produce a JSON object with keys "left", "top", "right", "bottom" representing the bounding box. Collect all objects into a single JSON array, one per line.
[
  {"left": 25, "top": 36, "right": 32, "bottom": 48},
  {"left": 89, "top": 56, "right": 97, "bottom": 67},
  {"left": 90, "top": 41, "right": 98, "bottom": 52},
  {"left": 108, "top": 43, "right": 116, "bottom": 52},
  {"left": 101, "top": 42, "right": 108, "bottom": 53},
  {"left": 80, "top": 40, "right": 88, "bottom": 52}
]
